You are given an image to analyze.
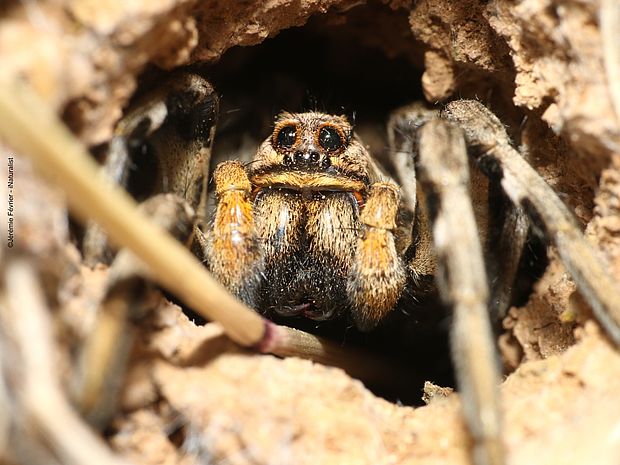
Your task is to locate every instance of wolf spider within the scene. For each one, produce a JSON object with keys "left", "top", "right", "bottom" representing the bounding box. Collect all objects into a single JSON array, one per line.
[{"left": 82, "top": 73, "right": 620, "bottom": 465}]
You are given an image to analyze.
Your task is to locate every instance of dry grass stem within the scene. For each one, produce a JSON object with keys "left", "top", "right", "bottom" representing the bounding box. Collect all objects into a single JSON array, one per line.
[{"left": 0, "top": 77, "right": 267, "bottom": 348}]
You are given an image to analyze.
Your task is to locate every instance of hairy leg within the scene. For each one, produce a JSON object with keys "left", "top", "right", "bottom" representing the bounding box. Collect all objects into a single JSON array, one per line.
[
  {"left": 417, "top": 119, "right": 504, "bottom": 465},
  {"left": 387, "top": 102, "right": 438, "bottom": 214},
  {"left": 83, "top": 73, "right": 218, "bottom": 265},
  {"left": 386, "top": 104, "right": 439, "bottom": 285},
  {"left": 347, "top": 182, "right": 406, "bottom": 331},
  {"left": 206, "top": 161, "right": 262, "bottom": 305},
  {"left": 493, "top": 204, "right": 530, "bottom": 320},
  {"left": 444, "top": 99, "right": 620, "bottom": 345}
]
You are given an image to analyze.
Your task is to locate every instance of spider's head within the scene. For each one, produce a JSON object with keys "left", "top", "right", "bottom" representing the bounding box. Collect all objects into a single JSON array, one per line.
[
  {"left": 248, "top": 112, "right": 372, "bottom": 193},
  {"left": 271, "top": 112, "right": 352, "bottom": 169}
]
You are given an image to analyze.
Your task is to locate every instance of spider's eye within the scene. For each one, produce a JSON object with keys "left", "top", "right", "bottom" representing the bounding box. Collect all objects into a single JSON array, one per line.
[
  {"left": 318, "top": 126, "right": 343, "bottom": 152},
  {"left": 275, "top": 125, "right": 297, "bottom": 148}
]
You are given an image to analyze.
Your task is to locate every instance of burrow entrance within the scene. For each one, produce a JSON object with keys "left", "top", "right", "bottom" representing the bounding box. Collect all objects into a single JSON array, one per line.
[{"left": 130, "top": 1, "right": 541, "bottom": 404}]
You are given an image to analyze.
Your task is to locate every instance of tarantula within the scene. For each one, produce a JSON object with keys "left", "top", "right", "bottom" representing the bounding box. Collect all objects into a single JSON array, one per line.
[{"left": 79, "top": 73, "right": 620, "bottom": 465}]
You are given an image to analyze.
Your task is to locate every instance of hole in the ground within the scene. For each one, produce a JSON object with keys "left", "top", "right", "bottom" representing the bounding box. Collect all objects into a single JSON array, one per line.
[
  {"left": 188, "top": 9, "right": 452, "bottom": 406},
  {"left": 122, "top": 3, "right": 545, "bottom": 406}
]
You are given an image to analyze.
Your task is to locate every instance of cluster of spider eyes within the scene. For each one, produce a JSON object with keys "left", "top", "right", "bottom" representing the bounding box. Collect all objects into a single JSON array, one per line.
[{"left": 275, "top": 124, "right": 345, "bottom": 152}]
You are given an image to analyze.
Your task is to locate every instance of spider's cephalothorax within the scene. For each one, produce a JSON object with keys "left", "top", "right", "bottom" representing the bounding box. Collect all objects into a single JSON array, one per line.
[{"left": 207, "top": 112, "right": 410, "bottom": 330}]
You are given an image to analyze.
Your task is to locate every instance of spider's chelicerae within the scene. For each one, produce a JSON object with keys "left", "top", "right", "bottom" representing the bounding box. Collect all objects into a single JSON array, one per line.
[{"left": 82, "top": 73, "right": 620, "bottom": 465}]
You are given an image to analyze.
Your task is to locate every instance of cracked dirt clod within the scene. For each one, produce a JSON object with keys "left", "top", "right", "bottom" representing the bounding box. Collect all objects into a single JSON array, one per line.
[{"left": 487, "top": 0, "right": 620, "bottom": 159}]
